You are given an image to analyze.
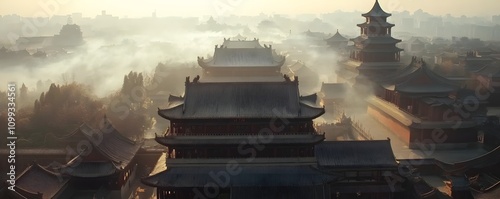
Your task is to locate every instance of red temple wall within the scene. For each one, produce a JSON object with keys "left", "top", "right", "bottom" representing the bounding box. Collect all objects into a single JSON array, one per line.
[
  {"left": 367, "top": 105, "right": 411, "bottom": 144},
  {"left": 368, "top": 104, "right": 478, "bottom": 147}
]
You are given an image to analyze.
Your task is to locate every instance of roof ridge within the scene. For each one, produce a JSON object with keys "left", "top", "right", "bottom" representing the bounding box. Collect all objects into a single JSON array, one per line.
[{"left": 362, "top": 0, "right": 391, "bottom": 17}]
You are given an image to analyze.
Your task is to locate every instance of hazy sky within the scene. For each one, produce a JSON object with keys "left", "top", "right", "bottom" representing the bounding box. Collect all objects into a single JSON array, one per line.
[{"left": 1, "top": 0, "right": 499, "bottom": 18}]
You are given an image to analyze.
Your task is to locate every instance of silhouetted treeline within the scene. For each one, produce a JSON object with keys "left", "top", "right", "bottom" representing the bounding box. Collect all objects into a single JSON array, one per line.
[
  {"left": 3, "top": 83, "right": 105, "bottom": 147},
  {"left": 106, "top": 71, "right": 154, "bottom": 139}
]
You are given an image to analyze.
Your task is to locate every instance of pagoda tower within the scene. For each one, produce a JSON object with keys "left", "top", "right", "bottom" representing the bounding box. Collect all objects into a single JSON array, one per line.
[
  {"left": 325, "top": 30, "right": 348, "bottom": 50},
  {"left": 338, "top": 0, "right": 403, "bottom": 85}
]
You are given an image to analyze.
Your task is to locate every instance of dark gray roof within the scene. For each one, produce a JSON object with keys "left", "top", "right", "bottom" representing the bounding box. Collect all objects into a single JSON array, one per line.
[
  {"left": 16, "top": 163, "right": 69, "bottom": 199},
  {"left": 167, "top": 94, "right": 184, "bottom": 107},
  {"left": 320, "top": 83, "right": 347, "bottom": 99},
  {"left": 300, "top": 93, "right": 318, "bottom": 105},
  {"left": 325, "top": 30, "right": 348, "bottom": 42},
  {"left": 159, "top": 81, "right": 325, "bottom": 119},
  {"left": 473, "top": 185, "right": 500, "bottom": 199},
  {"left": 62, "top": 119, "right": 141, "bottom": 171},
  {"left": 422, "top": 97, "right": 456, "bottom": 107},
  {"left": 303, "top": 29, "right": 328, "bottom": 38},
  {"left": 360, "top": 47, "right": 404, "bottom": 52},
  {"left": 230, "top": 187, "right": 321, "bottom": 199},
  {"left": 362, "top": 0, "right": 391, "bottom": 17},
  {"left": 314, "top": 140, "right": 398, "bottom": 168},
  {"left": 474, "top": 61, "right": 500, "bottom": 78},
  {"left": 155, "top": 134, "right": 325, "bottom": 146},
  {"left": 198, "top": 47, "right": 285, "bottom": 68},
  {"left": 0, "top": 187, "right": 27, "bottom": 199},
  {"left": 436, "top": 144, "right": 500, "bottom": 173},
  {"left": 351, "top": 35, "right": 402, "bottom": 45},
  {"left": 330, "top": 184, "right": 403, "bottom": 193},
  {"left": 142, "top": 165, "right": 335, "bottom": 187},
  {"left": 222, "top": 38, "right": 263, "bottom": 48},
  {"left": 357, "top": 20, "right": 395, "bottom": 28},
  {"left": 63, "top": 161, "right": 117, "bottom": 178},
  {"left": 379, "top": 59, "right": 459, "bottom": 94}
]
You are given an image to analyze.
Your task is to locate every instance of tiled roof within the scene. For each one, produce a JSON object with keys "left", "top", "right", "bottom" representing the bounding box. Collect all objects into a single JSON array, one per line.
[
  {"left": 315, "top": 140, "right": 398, "bottom": 168},
  {"left": 142, "top": 165, "right": 335, "bottom": 187},
  {"left": 159, "top": 81, "right": 324, "bottom": 119},
  {"left": 15, "top": 163, "right": 69, "bottom": 199}
]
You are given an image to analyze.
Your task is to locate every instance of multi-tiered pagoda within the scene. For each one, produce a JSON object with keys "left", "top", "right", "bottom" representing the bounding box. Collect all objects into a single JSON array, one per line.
[{"left": 338, "top": 0, "right": 403, "bottom": 84}]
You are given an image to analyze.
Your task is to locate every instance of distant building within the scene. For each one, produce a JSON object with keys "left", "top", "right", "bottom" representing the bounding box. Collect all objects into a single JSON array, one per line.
[
  {"left": 283, "top": 60, "right": 320, "bottom": 92},
  {"left": 406, "top": 37, "right": 426, "bottom": 53},
  {"left": 435, "top": 52, "right": 459, "bottom": 66},
  {"left": 283, "top": 29, "right": 330, "bottom": 48},
  {"left": 15, "top": 36, "right": 53, "bottom": 49},
  {"left": 493, "top": 15, "right": 500, "bottom": 25},
  {"left": 16, "top": 17, "right": 84, "bottom": 49},
  {"left": 52, "top": 17, "right": 83, "bottom": 47},
  {"left": 401, "top": 17, "right": 415, "bottom": 30},
  {"left": 324, "top": 30, "right": 348, "bottom": 50},
  {"left": 471, "top": 61, "right": 500, "bottom": 106},
  {"left": 197, "top": 38, "right": 285, "bottom": 81},
  {"left": 198, "top": 16, "right": 227, "bottom": 32}
]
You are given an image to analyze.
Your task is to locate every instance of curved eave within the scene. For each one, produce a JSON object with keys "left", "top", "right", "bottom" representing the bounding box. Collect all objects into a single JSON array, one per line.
[
  {"left": 395, "top": 78, "right": 458, "bottom": 94},
  {"left": 200, "top": 64, "right": 284, "bottom": 68},
  {"left": 360, "top": 38, "right": 402, "bottom": 44},
  {"left": 197, "top": 57, "right": 211, "bottom": 68},
  {"left": 357, "top": 22, "right": 394, "bottom": 28},
  {"left": 325, "top": 35, "right": 348, "bottom": 42},
  {"left": 274, "top": 55, "right": 286, "bottom": 67},
  {"left": 141, "top": 175, "right": 160, "bottom": 187},
  {"left": 158, "top": 105, "right": 184, "bottom": 120},
  {"left": 383, "top": 84, "right": 458, "bottom": 94},
  {"left": 299, "top": 102, "right": 325, "bottom": 119},
  {"left": 168, "top": 94, "right": 184, "bottom": 103},
  {"left": 155, "top": 134, "right": 325, "bottom": 146},
  {"left": 13, "top": 186, "right": 41, "bottom": 199},
  {"left": 362, "top": 0, "right": 392, "bottom": 17},
  {"left": 142, "top": 165, "right": 336, "bottom": 188},
  {"left": 62, "top": 161, "right": 118, "bottom": 178},
  {"left": 362, "top": 12, "right": 392, "bottom": 17},
  {"left": 359, "top": 48, "right": 404, "bottom": 53},
  {"left": 300, "top": 93, "right": 318, "bottom": 104},
  {"left": 381, "top": 76, "right": 459, "bottom": 94},
  {"left": 350, "top": 36, "right": 367, "bottom": 43},
  {"left": 375, "top": 63, "right": 420, "bottom": 83}
]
